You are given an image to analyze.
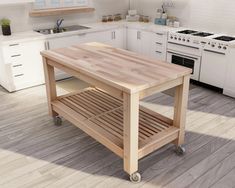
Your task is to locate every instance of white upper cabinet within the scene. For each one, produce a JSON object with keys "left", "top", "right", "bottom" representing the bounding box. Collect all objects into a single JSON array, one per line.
[{"left": 0, "top": 0, "right": 35, "bottom": 5}]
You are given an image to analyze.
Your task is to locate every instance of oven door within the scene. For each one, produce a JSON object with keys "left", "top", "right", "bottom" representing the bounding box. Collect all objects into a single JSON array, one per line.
[{"left": 167, "top": 51, "right": 201, "bottom": 81}]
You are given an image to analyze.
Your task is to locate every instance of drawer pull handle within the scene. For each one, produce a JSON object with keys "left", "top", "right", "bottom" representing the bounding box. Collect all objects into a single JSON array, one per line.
[
  {"left": 156, "top": 51, "right": 162, "bottom": 54},
  {"left": 9, "top": 43, "right": 19, "bottom": 47},
  {"left": 156, "top": 33, "right": 164, "bottom": 36},
  {"left": 13, "top": 64, "right": 23, "bottom": 68},
  {"left": 14, "top": 74, "right": 24, "bottom": 77},
  {"left": 11, "top": 54, "right": 21, "bottom": 58},
  {"left": 156, "top": 42, "right": 163, "bottom": 45}
]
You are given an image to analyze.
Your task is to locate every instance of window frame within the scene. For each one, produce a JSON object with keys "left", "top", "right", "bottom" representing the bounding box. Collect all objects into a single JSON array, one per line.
[{"left": 34, "top": 0, "right": 88, "bottom": 9}]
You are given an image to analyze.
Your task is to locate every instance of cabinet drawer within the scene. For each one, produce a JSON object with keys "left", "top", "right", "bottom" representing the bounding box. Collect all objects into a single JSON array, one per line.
[
  {"left": 4, "top": 43, "right": 23, "bottom": 54},
  {"left": 13, "top": 73, "right": 27, "bottom": 84},
  {"left": 2, "top": 44, "right": 24, "bottom": 63},
  {"left": 153, "top": 51, "right": 166, "bottom": 61},
  {"left": 11, "top": 63, "right": 24, "bottom": 75},
  {"left": 155, "top": 42, "right": 165, "bottom": 51},
  {"left": 154, "top": 32, "right": 166, "bottom": 43}
]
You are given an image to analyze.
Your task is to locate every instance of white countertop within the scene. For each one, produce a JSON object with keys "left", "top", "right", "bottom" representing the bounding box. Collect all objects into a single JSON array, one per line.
[{"left": 0, "top": 21, "right": 179, "bottom": 45}]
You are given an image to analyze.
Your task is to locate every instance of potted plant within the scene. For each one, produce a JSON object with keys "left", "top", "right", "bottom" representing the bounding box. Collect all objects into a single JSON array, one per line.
[{"left": 0, "top": 18, "right": 11, "bottom": 36}]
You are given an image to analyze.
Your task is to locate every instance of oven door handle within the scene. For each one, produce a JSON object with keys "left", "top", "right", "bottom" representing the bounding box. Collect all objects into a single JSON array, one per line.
[
  {"left": 204, "top": 49, "right": 226, "bottom": 55},
  {"left": 168, "top": 41, "right": 200, "bottom": 50},
  {"left": 167, "top": 51, "right": 199, "bottom": 60}
]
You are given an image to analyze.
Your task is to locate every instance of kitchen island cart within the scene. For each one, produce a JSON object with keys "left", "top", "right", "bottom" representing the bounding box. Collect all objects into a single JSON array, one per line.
[{"left": 41, "top": 42, "right": 192, "bottom": 183}]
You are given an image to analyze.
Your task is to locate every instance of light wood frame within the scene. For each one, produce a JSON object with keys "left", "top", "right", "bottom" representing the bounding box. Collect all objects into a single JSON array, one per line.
[{"left": 43, "top": 57, "right": 190, "bottom": 177}]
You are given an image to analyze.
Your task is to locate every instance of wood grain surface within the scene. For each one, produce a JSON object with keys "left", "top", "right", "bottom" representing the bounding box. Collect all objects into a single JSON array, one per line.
[{"left": 41, "top": 42, "right": 192, "bottom": 94}]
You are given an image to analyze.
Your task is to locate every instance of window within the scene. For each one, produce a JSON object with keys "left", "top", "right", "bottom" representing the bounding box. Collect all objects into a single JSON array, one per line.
[{"left": 34, "top": 0, "right": 88, "bottom": 9}]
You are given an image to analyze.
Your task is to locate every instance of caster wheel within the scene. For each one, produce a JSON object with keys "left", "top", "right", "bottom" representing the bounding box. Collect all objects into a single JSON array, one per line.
[
  {"left": 175, "top": 145, "right": 186, "bottom": 156},
  {"left": 130, "top": 172, "right": 141, "bottom": 183},
  {"left": 53, "top": 116, "right": 62, "bottom": 126}
]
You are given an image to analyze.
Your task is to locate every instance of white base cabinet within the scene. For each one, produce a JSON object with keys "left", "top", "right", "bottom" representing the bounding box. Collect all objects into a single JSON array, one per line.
[
  {"left": 149, "top": 32, "right": 167, "bottom": 61},
  {"left": 105, "top": 28, "right": 127, "bottom": 49},
  {"left": 127, "top": 28, "right": 167, "bottom": 61},
  {"left": 127, "top": 28, "right": 151, "bottom": 55},
  {"left": 200, "top": 50, "right": 227, "bottom": 88},
  {"left": 224, "top": 48, "right": 235, "bottom": 97},
  {"left": 0, "top": 40, "right": 45, "bottom": 92}
]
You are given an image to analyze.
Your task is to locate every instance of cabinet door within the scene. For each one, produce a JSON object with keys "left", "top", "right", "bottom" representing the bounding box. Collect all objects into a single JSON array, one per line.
[
  {"left": 140, "top": 31, "right": 151, "bottom": 56},
  {"left": 108, "top": 28, "right": 126, "bottom": 49},
  {"left": 47, "top": 35, "right": 80, "bottom": 49},
  {"left": 224, "top": 48, "right": 235, "bottom": 97},
  {"left": 127, "top": 28, "right": 141, "bottom": 53},
  {"left": 78, "top": 31, "right": 107, "bottom": 44}
]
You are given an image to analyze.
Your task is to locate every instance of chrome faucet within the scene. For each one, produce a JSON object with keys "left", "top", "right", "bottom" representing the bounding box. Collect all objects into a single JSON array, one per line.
[{"left": 55, "top": 18, "right": 64, "bottom": 31}]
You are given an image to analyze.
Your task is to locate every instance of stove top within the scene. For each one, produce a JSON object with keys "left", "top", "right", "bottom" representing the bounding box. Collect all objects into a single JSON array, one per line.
[
  {"left": 213, "top": 36, "right": 235, "bottom": 42},
  {"left": 177, "top": 30, "right": 198, "bottom": 35},
  {"left": 192, "top": 32, "right": 214, "bottom": 37}
]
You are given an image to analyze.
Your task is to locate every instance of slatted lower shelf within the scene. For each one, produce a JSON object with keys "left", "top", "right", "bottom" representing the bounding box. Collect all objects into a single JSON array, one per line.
[{"left": 52, "top": 88, "right": 180, "bottom": 159}]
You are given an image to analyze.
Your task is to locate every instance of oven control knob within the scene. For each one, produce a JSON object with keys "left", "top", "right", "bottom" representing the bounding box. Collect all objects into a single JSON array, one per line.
[
  {"left": 178, "top": 38, "right": 182, "bottom": 41},
  {"left": 187, "top": 39, "right": 190, "bottom": 42},
  {"left": 218, "top": 46, "right": 222, "bottom": 49},
  {"left": 211, "top": 44, "right": 215, "bottom": 47},
  {"left": 183, "top": 38, "right": 186, "bottom": 41},
  {"left": 223, "top": 46, "right": 227, "bottom": 50},
  {"left": 170, "top": 36, "right": 173, "bottom": 39},
  {"left": 174, "top": 37, "right": 177, "bottom": 40}
]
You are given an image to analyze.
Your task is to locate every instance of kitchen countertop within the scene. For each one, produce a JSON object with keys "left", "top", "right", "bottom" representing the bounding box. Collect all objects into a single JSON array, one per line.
[{"left": 0, "top": 21, "right": 179, "bottom": 45}]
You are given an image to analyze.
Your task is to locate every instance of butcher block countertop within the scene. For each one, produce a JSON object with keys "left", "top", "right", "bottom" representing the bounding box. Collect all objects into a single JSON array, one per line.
[{"left": 41, "top": 42, "right": 192, "bottom": 94}]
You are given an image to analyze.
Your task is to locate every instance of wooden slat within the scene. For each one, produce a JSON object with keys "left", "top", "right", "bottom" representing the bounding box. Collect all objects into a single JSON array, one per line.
[
  {"left": 138, "top": 127, "right": 179, "bottom": 159},
  {"left": 52, "top": 88, "right": 178, "bottom": 161},
  {"left": 52, "top": 101, "right": 124, "bottom": 158}
]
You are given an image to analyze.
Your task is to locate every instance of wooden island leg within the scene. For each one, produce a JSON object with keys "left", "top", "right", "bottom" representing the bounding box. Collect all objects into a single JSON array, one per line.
[
  {"left": 123, "top": 92, "right": 141, "bottom": 182},
  {"left": 173, "top": 75, "right": 190, "bottom": 149},
  {"left": 43, "top": 58, "right": 58, "bottom": 117}
]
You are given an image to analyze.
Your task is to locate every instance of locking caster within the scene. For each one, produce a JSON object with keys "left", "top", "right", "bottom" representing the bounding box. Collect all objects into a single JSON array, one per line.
[
  {"left": 130, "top": 172, "right": 141, "bottom": 183},
  {"left": 175, "top": 145, "right": 186, "bottom": 156},
  {"left": 53, "top": 116, "right": 62, "bottom": 126}
]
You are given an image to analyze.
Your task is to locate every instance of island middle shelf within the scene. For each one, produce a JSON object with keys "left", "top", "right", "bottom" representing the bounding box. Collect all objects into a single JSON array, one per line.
[{"left": 51, "top": 87, "right": 179, "bottom": 159}]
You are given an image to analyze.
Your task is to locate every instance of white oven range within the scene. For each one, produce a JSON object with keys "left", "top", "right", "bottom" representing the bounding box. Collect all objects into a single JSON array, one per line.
[
  {"left": 167, "top": 30, "right": 235, "bottom": 93},
  {"left": 167, "top": 29, "right": 214, "bottom": 81}
]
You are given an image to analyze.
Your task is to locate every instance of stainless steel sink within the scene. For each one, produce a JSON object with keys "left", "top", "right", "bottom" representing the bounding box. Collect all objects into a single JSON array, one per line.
[{"left": 35, "top": 25, "right": 91, "bottom": 35}]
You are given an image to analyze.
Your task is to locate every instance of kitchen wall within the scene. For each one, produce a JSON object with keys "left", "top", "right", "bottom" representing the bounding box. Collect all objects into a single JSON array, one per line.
[
  {"left": 0, "top": 0, "right": 129, "bottom": 33},
  {"left": 131, "top": 0, "right": 235, "bottom": 35}
]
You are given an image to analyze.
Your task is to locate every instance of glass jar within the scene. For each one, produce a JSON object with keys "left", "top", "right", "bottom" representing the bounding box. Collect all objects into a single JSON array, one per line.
[
  {"left": 107, "top": 15, "right": 114, "bottom": 22},
  {"left": 102, "top": 16, "right": 108, "bottom": 22},
  {"left": 114, "top": 14, "right": 122, "bottom": 21},
  {"left": 139, "top": 15, "right": 144, "bottom": 22},
  {"left": 143, "top": 16, "right": 150, "bottom": 23}
]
